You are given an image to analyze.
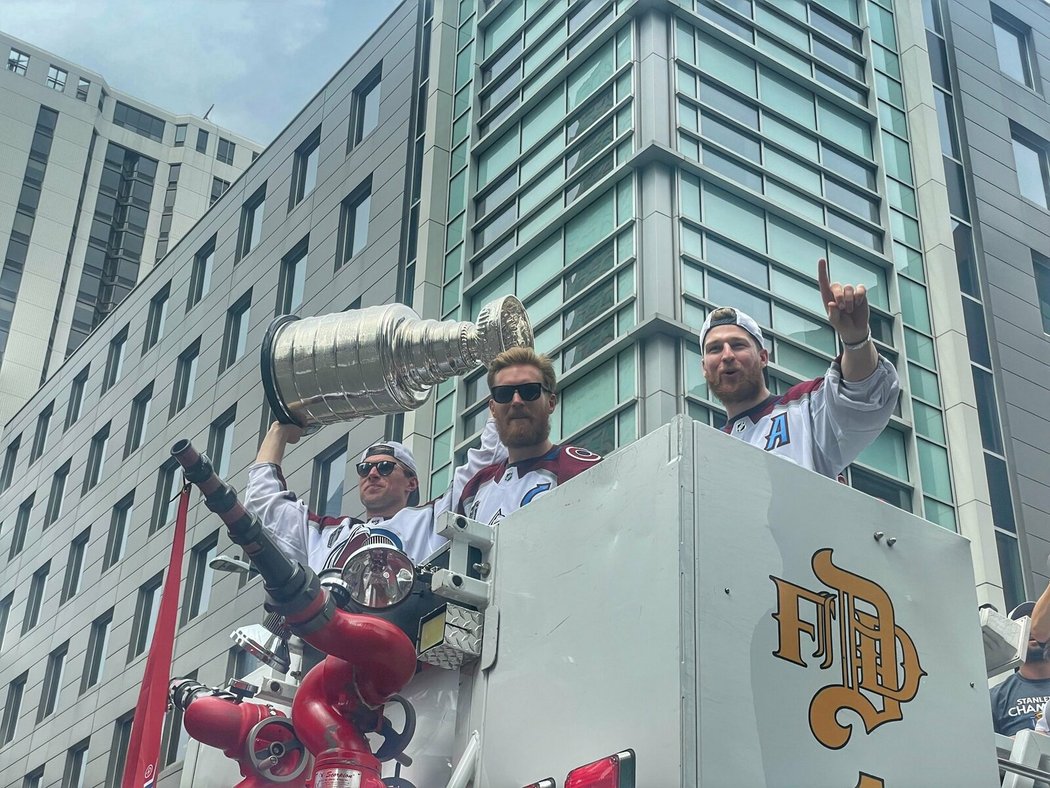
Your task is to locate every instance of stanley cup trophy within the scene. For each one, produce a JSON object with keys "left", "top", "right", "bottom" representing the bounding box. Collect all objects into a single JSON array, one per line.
[{"left": 261, "top": 295, "right": 533, "bottom": 427}]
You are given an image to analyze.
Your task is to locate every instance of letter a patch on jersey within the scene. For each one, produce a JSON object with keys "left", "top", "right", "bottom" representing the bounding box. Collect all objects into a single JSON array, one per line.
[{"left": 764, "top": 413, "right": 790, "bottom": 451}]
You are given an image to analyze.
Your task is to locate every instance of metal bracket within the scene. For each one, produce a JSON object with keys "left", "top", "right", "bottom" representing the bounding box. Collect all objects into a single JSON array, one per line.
[{"left": 432, "top": 569, "right": 490, "bottom": 608}]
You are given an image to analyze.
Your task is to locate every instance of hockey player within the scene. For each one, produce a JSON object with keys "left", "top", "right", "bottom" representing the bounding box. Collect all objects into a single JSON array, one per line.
[
  {"left": 699, "top": 258, "right": 899, "bottom": 478},
  {"left": 458, "top": 347, "right": 602, "bottom": 524}
]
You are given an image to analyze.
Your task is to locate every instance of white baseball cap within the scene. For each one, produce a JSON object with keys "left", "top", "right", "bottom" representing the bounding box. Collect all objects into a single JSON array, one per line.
[{"left": 699, "top": 307, "right": 765, "bottom": 349}]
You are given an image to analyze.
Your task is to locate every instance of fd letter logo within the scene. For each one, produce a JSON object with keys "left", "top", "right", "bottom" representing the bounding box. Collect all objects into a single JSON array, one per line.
[{"left": 770, "top": 548, "right": 926, "bottom": 750}]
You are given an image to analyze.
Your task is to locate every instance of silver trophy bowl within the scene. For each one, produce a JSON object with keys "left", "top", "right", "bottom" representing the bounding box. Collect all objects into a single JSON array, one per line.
[{"left": 261, "top": 295, "right": 533, "bottom": 427}]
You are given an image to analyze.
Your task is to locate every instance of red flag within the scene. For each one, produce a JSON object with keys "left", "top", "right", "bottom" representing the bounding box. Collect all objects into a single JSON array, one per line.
[{"left": 121, "top": 484, "right": 191, "bottom": 788}]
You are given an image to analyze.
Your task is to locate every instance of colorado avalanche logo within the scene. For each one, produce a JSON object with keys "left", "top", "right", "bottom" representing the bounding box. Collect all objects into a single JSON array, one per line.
[{"left": 565, "top": 446, "right": 601, "bottom": 462}]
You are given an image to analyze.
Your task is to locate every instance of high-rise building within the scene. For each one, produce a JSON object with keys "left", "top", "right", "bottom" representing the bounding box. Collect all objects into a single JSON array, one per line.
[
  {"left": 0, "top": 0, "right": 1048, "bottom": 784},
  {"left": 0, "top": 32, "right": 262, "bottom": 424}
]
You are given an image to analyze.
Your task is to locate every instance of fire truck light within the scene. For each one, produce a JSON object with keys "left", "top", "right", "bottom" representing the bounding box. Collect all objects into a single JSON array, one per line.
[
  {"left": 564, "top": 749, "right": 635, "bottom": 788},
  {"left": 341, "top": 538, "right": 415, "bottom": 609}
]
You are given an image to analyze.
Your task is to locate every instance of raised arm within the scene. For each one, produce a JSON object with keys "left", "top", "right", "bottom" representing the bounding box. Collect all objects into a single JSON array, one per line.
[
  {"left": 243, "top": 421, "right": 312, "bottom": 566},
  {"left": 819, "top": 258, "right": 878, "bottom": 382}
]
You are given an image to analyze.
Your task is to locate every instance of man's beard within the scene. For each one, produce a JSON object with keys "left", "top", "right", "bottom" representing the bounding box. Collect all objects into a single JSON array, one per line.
[
  {"left": 499, "top": 412, "right": 551, "bottom": 448},
  {"left": 1029, "top": 642, "right": 1049, "bottom": 663},
  {"left": 708, "top": 367, "right": 764, "bottom": 406}
]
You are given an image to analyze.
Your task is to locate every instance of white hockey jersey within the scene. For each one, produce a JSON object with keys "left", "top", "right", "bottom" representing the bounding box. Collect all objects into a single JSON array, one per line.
[{"left": 720, "top": 356, "right": 899, "bottom": 478}]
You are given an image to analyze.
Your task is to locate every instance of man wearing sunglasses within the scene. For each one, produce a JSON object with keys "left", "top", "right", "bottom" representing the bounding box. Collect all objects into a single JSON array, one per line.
[
  {"left": 457, "top": 347, "right": 602, "bottom": 525},
  {"left": 699, "top": 258, "right": 899, "bottom": 478}
]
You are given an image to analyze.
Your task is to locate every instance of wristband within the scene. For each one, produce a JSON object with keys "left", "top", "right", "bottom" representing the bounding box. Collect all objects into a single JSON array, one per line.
[{"left": 840, "top": 329, "right": 872, "bottom": 351}]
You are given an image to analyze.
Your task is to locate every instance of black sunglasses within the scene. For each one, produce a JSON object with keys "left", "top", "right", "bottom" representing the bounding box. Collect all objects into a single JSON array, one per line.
[
  {"left": 490, "top": 382, "right": 551, "bottom": 404},
  {"left": 356, "top": 460, "right": 401, "bottom": 478}
]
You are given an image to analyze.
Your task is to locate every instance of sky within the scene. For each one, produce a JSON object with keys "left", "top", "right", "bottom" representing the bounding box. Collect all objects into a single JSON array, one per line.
[{"left": 3, "top": 0, "right": 404, "bottom": 145}]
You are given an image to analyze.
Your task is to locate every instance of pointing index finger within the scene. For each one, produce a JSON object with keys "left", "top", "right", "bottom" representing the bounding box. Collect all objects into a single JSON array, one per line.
[{"left": 818, "top": 258, "right": 834, "bottom": 306}]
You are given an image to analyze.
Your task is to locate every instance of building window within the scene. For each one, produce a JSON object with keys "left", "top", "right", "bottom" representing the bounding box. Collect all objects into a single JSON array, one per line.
[
  {"left": 182, "top": 532, "right": 218, "bottom": 624},
  {"left": 992, "top": 6, "right": 1035, "bottom": 89},
  {"left": 1, "top": 672, "right": 27, "bottom": 745},
  {"left": 188, "top": 236, "right": 215, "bottom": 309},
  {"left": 350, "top": 63, "right": 382, "bottom": 148},
  {"left": 236, "top": 185, "right": 266, "bottom": 261},
  {"left": 104, "top": 492, "right": 134, "bottom": 570},
  {"left": 217, "top": 137, "right": 236, "bottom": 164},
  {"left": 174, "top": 124, "right": 187, "bottom": 146},
  {"left": 161, "top": 669, "right": 196, "bottom": 767},
  {"left": 112, "top": 100, "right": 165, "bottom": 142},
  {"left": 290, "top": 127, "right": 321, "bottom": 209},
  {"left": 62, "top": 739, "right": 90, "bottom": 788},
  {"left": 44, "top": 459, "right": 71, "bottom": 527},
  {"left": 61, "top": 527, "right": 90, "bottom": 604},
  {"left": 65, "top": 367, "right": 88, "bottom": 430},
  {"left": 46, "top": 65, "right": 67, "bottom": 91},
  {"left": 29, "top": 401, "right": 54, "bottom": 464},
  {"left": 125, "top": 383, "right": 153, "bottom": 457},
  {"left": 128, "top": 573, "right": 163, "bottom": 661},
  {"left": 142, "top": 283, "right": 169, "bottom": 354},
  {"left": 337, "top": 180, "right": 372, "bottom": 267},
  {"left": 81, "top": 608, "right": 112, "bottom": 692},
  {"left": 196, "top": 128, "right": 209, "bottom": 154},
  {"left": 278, "top": 239, "right": 309, "bottom": 315},
  {"left": 169, "top": 339, "right": 200, "bottom": 417},
  {"left": 208, "top": 405, "right": 237, "bottom": 478},
  {"left": 97, "top": 88, "right": 106, "bottom": 112},
  {"left": 82, "top": 422, "right": 110, "bottom": 493},
  {"left": 8, "top": 494, "right": 33, "bottom": 561},
  {"left": 311, "top": 438, "right": 348, "bottom": 516},
  {"left": 1010, "top": 127, "right": 1050, "bottom": 209},
  {"left": 1028, "top": 250, "right": 1050, "bottom": 335},
  {"left": 0, "top": 592, "right": 12, "bottom": 652},
  {"left": 151, "top": 459, "right": 180, "bottom": 533},
  {"left": 221, "top": 291, "right": 252, "bottom": 371},
  {"left": 227, "top": 645, "right": 265, "bottom": 680},
  {"left": 210, "top": 176, "right": 230, "bottom": 206},
  {"left": 23, "top": 765, "right": 45, "bottom": 788},
  {"left": 102, "top": 326, "right": 128, "bottom": 392},
  {"left": 75, "top": 77, "right": 90, "bottom": 101},
  {"left": 37, "top": 641, "right": 68, "bottom": 722},
  {"left": 7, "top": 48, "right": 29, "bottom": 75},
  {"left": 105, "top": 711, "right": 134, "bottom": 786},
  {"left": 22, "top": 561, "right": 49, "bottom": 634},
  {"left": 1, "top": 435, "right": 19, "bottom": 492}
]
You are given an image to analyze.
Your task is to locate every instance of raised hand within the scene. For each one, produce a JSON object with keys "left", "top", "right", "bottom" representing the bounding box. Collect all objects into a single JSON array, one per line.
[{"left": 818, "top": 258, "right": 869, "bottom": 345}]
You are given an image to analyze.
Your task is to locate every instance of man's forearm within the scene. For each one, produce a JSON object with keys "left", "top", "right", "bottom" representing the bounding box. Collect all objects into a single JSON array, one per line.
[
  {"left": 256, "top": 422, "right": 292, "bottom": 465},
  {"left": 1032, "top": 582, "right": 1050, "bottom": 643},
  {"left": 840, "top": 332, "right": 878, "bottom": 382}
]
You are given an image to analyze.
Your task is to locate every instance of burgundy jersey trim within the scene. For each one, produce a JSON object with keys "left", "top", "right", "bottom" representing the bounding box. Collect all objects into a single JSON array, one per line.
[
  {"left": 722, "top": 378, "right": 825, "bottom": 432},
  {"left": 307, "top": 512, "right": 347, "bottom": 529}
]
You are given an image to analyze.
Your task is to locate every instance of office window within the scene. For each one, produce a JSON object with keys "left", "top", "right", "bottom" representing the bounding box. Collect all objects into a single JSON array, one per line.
[
  {"left": 337, "top": 181, "right": 372, "bottom": 267},
  {"left": 37, "top": 641, "right": 68, "bottom": 721},
  {"left": 112, "top": 101, "right": 165, "bottom": 142},
  {"left": 278, "top": 239, "right": 309, "bottom": 315},
  {"left": 0, "top": 592, "right": 11, "bottom": 652},
  {"left": 1035, "top": 251, "right": 1050, "bottom": 335},
  {"left": 1, "top": 672, "right": 27, "bottom": 745},
  {"left": 311, "top": 439, "right": 348, "bottom": 516},
  {"left": 22, "top": 561, "right": 49, "bottom": 634},
  {"left": 29, "top": 401, "right": 54, "bottom": 463},
  {"left": 7, "top": 48, "right": 29, "bottom": 75},
  {"left": 174, "top": 124, "right": 187, "bottom": 146},
  {"left": 208, "top": 405, "right": 237, "bottom": 478},
  {"left": 9, "top": 494, "right": 33, "bottom": 560},
  {"left": 82, "top": 422, "right": 110, "bottom": 493},
  {"left": 1011, "top": 129, "right": 1050, "bottom": 209},
  {"left": 169, "top": 339, "right": 200, "bottom": 417},
  {"left": 210, "top": 176, "right": 230, "bottom": 206},
  {"left": 23, "top": 766, "right": 44, "bottom": 788},
  {"left": 60, "top": 527, "right": 90, "bottom": 603},
  {"left": 65, "top": 367, "right": 88, "bottom": 430},
  {"left": 125, "top": 383, "right": 153, "bottom": 457},
  {"left": 350, "top": 63, "right": 383, "bottom": 147},
  {"left": 161, "top": 669, "right": 196, "bottom": 767},
  {"left": 62, "top": 739, "right": 90, "bottom": 788},
  {"left": 196, "top": 128, "right": 209, "bottom": 153},
  {"left": 151, "top": 459, "right": 179, "bottom": 533},
  {"left": 217, "top": 137, "right": 236, "bottom": 164},
  {"left": 128, "top": 573, "right": 163, "bottom": 660},
  {"left": 75, "top": 77, "right": 90, "bottom": 101},
  {"left": 103, "top": 492, "right": 134, "bottom": 570},
  {"left": 102, "top": 326, "right": 129, "bottom": 392},
  {"left": 290, "top": 127, "right": 321, "bottom": 208},
  {"left": 1, "top": 435, "right": 19, "bottom": 492},
  {"left": 188, "top": 236, "right": 215, "bottom": 309},
  {"left": 105, "top": 711, "right": 134, "bottom": 786},
  {"left": 81, "top": 609, "right": 112, "bottom": 692},
  {"left": 221, "top": 291, "right": 252, "bottom": 371},
  {"left": 182, "top": 532, "right": 218, "bottom": 624},
  {"left": 992, "top": 7, "right": 1035, "bottom": 88},
  {"left": 45, "top": 65, "right": 67, "bottom": 91},
  {"left": 143, "top": 282, "right": 170, "bottom": 353},
  {"left": 44, "top": 460, "right": 71, "bottom": 527},
  {"left": 97, "top": 88, "right": 107, "bottom": 112},
  {"left": 236, "top": 185, "right": 266, "bottom": 261}
]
